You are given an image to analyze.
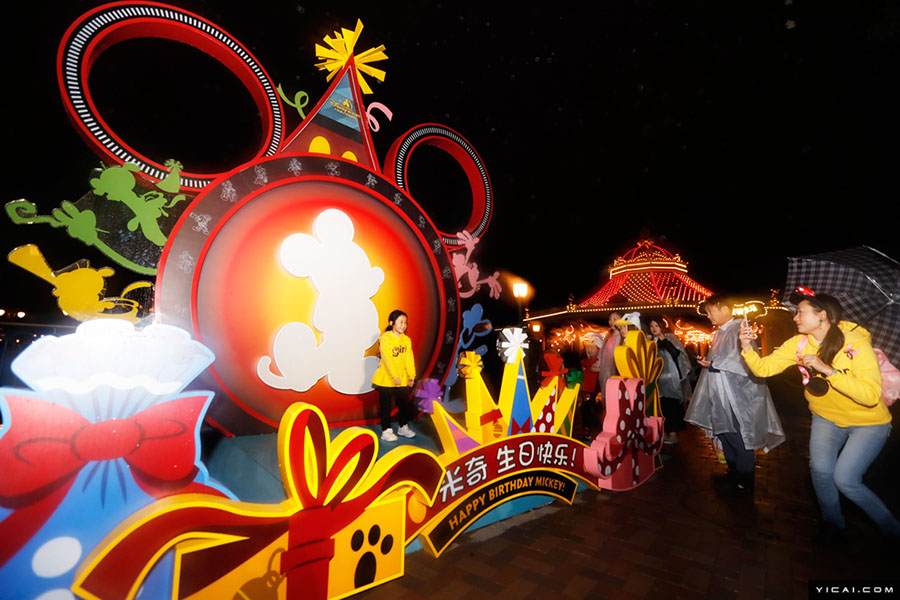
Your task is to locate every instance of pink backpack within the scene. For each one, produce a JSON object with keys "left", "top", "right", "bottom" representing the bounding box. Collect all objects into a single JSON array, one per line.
[{"left": 874, "top": 349, "right": 900, "bottom": 407}]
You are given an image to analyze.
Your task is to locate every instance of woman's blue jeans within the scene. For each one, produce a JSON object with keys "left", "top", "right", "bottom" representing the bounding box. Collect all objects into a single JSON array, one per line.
[{"left": 809, "top": 413, "right": 900, "bottom": 535}]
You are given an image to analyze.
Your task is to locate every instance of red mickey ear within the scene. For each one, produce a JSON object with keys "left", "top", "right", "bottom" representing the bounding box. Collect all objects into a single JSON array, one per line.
[{"left": 795, "top": 286, "right": 817, "bottom": 297}]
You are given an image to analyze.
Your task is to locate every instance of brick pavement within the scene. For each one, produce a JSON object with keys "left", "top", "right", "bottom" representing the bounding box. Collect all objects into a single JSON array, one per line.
[{"left": 358, "top": 375, "right": 898, "bottom": 599}]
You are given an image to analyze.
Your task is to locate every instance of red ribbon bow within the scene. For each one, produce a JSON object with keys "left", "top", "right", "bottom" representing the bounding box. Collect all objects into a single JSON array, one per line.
[
  {"left": 509, "top": 419, "right": 533, "bottom": 435},
  {"left": 0, "top": 392, "right": 210, "bottom": 567},
  {"left": 540, "top": 353, "right": 568, "bottom": 388}
]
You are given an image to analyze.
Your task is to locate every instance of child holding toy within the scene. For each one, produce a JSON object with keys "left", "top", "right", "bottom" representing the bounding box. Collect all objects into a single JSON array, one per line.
[{"left": 372, "top": 309, "right": 417, "bottom": 442}]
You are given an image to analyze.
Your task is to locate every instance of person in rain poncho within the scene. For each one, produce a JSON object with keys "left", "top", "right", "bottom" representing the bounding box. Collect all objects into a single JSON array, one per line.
[
  {"left": 647, "top": 316, "right": 693, "bottom": 445},
  {"left": 685, "top": 295, "right": 785, "bottom": 495}
]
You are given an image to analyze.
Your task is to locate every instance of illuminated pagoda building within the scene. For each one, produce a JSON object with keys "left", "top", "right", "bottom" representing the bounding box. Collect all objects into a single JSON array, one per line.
[
  {"left": 526, "top": 239, "right": 715, "bottom": 353},
  {"left": 578, "top": 239, "right": 713, "bottom": 312}
]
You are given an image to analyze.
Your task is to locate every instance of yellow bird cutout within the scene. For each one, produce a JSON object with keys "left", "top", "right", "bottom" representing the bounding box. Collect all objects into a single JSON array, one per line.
[
  {"left": 8, "top": 244, "right": 152, "bottom": 323},
  {"left": 315, "top": 19, "right": 387, "bottom": 94}
]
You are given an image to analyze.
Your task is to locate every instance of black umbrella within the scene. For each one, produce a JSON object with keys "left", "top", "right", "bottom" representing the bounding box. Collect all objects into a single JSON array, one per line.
[{"left": 784, "top": 246, "right": 900, "bottom": 365}]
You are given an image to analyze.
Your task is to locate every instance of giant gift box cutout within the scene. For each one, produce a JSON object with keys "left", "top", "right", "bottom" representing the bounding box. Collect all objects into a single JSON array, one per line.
[
  {"left": 583, "top": 378, "right": 665, "bottom": 490},
  {"left": 72, "top": 402, "right": 444, "bottom": 600},
  {"left": 580, "top": 328, "right": 666, "bottom": 490},
  {"left": 0, "top": 319, "right": 227, "bottom": 600}
]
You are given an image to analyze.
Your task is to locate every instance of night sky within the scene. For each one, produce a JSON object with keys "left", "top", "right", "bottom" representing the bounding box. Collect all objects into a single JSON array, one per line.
[{"left": 3, "top": 0, "right": 899, "bottom": 322}]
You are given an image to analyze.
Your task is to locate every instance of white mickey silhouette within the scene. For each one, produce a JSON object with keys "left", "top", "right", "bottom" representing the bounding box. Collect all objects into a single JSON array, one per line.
[{"left": 257, "top": 208, "right": 384, "bottom": 394}]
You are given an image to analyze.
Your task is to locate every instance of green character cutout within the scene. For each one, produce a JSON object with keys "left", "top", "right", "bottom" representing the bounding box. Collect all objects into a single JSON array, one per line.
[
  {"left": 90, "top": 161, "right": 185, "bottom": 247},
  {"left": 6, "top": 160, "right": 188, "bottom": 275}
]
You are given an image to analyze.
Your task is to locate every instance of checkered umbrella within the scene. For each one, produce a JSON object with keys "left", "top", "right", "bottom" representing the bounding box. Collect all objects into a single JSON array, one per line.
[{"left": 784, "top": 246, "right": 900, "bottom": 365}]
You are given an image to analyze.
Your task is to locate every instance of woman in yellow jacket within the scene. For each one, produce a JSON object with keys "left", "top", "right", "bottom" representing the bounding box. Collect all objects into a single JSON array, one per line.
[
  {"left": 372, "top": 310, "right": 417, "bottom": 442},
  {"left": 739, "top": 287, "right": 899, "bottom": 543}
]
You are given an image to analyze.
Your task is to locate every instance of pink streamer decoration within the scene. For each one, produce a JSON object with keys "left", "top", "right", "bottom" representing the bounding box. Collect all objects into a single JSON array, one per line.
[{"left": 366, "top": 102, "right": 393, "bottom": 132}]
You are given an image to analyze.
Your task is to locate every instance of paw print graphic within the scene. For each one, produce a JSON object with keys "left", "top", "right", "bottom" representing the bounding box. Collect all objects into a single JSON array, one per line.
[
  {"left": 350, "top": 525, "right": 394, "bottom": 588},
  {"left": 327, "top": 497, "right": 404, "bottom": 597}
]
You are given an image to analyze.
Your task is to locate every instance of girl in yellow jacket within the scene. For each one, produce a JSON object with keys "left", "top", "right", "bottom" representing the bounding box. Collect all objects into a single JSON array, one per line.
[
  {"left": 739, "top": 287, "right": 899, "bottom": 544},
  {"left": 372, "top": 309, "right": 417, "bottom": 442}
]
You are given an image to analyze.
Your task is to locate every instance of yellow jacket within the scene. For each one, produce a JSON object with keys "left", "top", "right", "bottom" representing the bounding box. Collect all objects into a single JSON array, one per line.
[
  {"left": 741, "top": 321, "right": 888, "bottom": 427},
  {"left": 372, "top": 331, "right": 416, "bottom": 387}
]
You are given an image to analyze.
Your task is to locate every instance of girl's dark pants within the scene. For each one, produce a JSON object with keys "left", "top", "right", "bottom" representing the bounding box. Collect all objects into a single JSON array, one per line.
[{"left": 375, "top": 385, "right": 414, "bottom": 431}]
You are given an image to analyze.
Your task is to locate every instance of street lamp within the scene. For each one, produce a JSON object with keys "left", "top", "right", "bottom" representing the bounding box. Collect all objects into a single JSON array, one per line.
[{"left": 513, "top": 282, "right": 528, "bottom": 322}]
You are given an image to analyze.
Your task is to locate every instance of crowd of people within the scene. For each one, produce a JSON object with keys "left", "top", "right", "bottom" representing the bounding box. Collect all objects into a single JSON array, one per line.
[
  {"left": 562, "top": 291, "right": 898, "bottom": 546},
  {"left": 576, "top": 310, "right": 697, "bottom": 446},
  {"left": 375, "top": 287, "right": 898, "bottom": 547}
]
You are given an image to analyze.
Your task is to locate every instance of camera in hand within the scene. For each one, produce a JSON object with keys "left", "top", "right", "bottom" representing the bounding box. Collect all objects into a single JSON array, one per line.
[{"left": 806, "top": 375, "right": 830, "bottom": 397}]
